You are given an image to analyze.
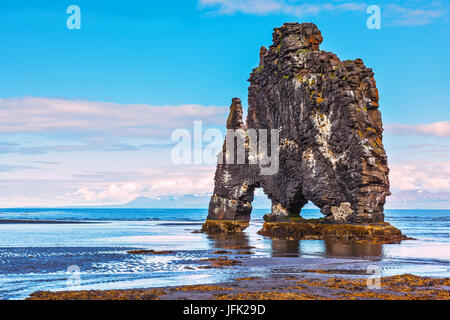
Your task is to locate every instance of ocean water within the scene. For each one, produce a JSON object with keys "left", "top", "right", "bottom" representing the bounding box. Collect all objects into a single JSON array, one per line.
[{"left": 0, "top": 208, "right": 449, "bottom": 300}]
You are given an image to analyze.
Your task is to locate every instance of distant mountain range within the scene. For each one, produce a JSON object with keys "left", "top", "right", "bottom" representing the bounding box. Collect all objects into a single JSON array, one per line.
[
  {"left": 103, "top": 193, "right": 272, "bottom": 209},
  {"left": 105, "top": 193, "right": 214, "bottom": 209},
  {"left": 104, "top": 189, "right": 450, "bottom": 210},
  {"left": 385, "top": 189, "right": 450, "bottom": 209}
]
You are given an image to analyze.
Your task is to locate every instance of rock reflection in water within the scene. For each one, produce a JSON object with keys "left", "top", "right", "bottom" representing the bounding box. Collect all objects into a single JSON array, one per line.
[
  {"left": 206, "top": 231, "right": 383, "bottom": 259},
  {"left": 206, "top": 232, "right": 251, "bottom": 250},
  {"left": 324, "top": 239, "right": 383, "bottom": 257},
  {"left": 269, "top": 238, "right": 383, "bottom": 258},
  {"left": 271, "top": 239, "right": 300, "bottom": 257}
]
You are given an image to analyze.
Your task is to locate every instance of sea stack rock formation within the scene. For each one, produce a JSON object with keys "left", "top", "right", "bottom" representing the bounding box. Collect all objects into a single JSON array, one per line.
[{"left": 203, "top": 23, "right": 402, "bottom": 240}]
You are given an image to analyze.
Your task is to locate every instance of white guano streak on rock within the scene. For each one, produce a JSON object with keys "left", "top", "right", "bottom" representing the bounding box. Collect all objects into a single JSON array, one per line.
[{"left": 311, "top": 112, "right": 347, "bottom": 169}]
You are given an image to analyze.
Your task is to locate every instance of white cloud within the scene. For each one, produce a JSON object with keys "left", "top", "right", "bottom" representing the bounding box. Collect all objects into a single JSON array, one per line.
[
  {"left": 0, "top": 97, "right": 227, "bottom": 137},
  {"left": 69, "top": 183, "right": 145, "bottom": 202},
  {"left": 385, "top": 121, "right": 450, "bottom": 138},
  {"left": 390, "top": 161, "right": 450, "bottom": 192},
  {"left": 150, "top": 176, "right": 214, "bottom": 195},
  {"left": 62, "top": 165, "right": 216, "bottom": 204}
]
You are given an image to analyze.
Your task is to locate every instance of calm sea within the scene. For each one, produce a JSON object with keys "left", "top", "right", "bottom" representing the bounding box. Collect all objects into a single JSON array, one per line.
[{"left": 0, "top": 208, "right": 449, "bottom": 299}]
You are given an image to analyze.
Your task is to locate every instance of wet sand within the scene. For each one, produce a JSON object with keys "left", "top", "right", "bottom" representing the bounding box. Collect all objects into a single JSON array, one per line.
[{"left": 27, "top": 272, "right": 450, "bottom": 300}]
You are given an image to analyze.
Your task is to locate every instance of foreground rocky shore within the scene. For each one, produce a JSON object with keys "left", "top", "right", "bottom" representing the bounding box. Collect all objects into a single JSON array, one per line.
[{"left": 27, "top": 273, "right": 449, "bottom": 300}]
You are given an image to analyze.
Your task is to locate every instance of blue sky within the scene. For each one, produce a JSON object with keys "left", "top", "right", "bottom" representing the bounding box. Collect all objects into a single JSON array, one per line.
[{"left": 0, "top": 0, "right": 449, "bottom": 207}]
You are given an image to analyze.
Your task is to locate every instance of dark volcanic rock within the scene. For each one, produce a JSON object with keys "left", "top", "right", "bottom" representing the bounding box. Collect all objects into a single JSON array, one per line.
[
  {"left": 207, "top": 22, "right": 390, "bottom": 226},
  {"left": 206, "top": 98, "right": 255, "bottom": 222}
]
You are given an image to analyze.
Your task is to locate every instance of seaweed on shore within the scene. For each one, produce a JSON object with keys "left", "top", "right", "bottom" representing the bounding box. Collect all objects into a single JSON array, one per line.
[{"left": 26, "top": 274, "right": 450, "bottom": 300}]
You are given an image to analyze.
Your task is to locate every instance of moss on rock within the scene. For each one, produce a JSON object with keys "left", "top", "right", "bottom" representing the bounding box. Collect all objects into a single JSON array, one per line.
[{"left": 201, "top": 220, "right": 250, "bottom": 234}]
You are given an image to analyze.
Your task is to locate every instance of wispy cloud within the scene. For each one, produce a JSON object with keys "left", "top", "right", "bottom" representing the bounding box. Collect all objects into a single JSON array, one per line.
[
  {"left": 199, "top": 0, "right": 448, "bottom": 26},
  {"left": 385, "top": 121, "right": 450, "bottom": 138},
  {"left": 199, "top": 0, "right": 366, "bottom": 16},
  {"left": 0, "top": 142, "right": 145, "bottom": 155},
  {"left": 0, "top": 164, "right": 38, "bottom": 172},
  {"left": 31, "top": 161, "right": 60, "bottom": 165},
  {"left": 0, "top": 97, "right": 227, "bottom": 137},
  {"left": 384, "top": 2, "right": 448, "bottom": 26}
]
